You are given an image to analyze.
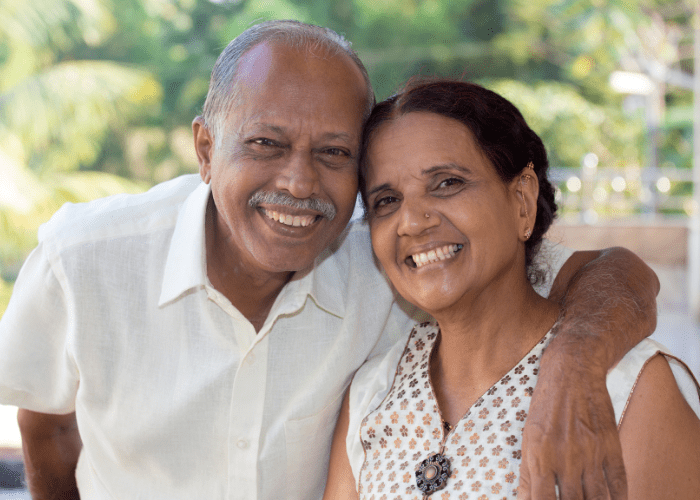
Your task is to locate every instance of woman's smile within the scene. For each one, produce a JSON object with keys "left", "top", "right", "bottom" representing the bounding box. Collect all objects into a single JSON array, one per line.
[{"left": 406, "top": 243, "right": 463, "bottom": 269}]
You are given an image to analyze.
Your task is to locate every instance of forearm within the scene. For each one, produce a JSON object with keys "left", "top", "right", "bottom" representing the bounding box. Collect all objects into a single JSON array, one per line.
[
  {"left": 549, "top": 246, "right": 659, "bottom": 370},
  {"left": 17, "top": 409, "right": 82, "bottom": 500},
  {"left": 517, "top": 247, "right": 657, "bottom": 499}
]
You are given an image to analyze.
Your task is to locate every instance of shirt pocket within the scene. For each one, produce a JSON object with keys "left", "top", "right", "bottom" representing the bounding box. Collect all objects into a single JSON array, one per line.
[{"left": 284, "top": 389, "right": 344, "bottom": 499}]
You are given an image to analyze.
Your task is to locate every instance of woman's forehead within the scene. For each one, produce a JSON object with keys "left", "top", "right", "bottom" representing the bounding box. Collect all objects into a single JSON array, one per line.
[{"left": 365, "top": 112, "right": 489, "bottom": 179}]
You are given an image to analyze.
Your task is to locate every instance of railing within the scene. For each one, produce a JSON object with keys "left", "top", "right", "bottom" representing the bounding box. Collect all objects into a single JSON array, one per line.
[{"left": 549, "top": 162, "right": 696, "bottom": 223}]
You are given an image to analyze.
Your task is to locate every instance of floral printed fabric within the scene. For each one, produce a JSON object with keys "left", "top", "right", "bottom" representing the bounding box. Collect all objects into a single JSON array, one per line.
[{"left": 357, "top": 321, "right": 552, "bottom": 500}]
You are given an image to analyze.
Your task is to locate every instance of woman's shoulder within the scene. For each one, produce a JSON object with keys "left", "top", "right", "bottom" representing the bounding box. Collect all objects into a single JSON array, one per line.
[
  {"left": 615, "top": 342, "right": 700, "bottom": 498},
  {"left": 349, "top": 321, "right": 438, "bottom": 414},
  {"left": 345, "top": 321, "right": 439, "bottom": 479},
  {"left": 607, "top": 338, "right": 700, "bottom": 424}
]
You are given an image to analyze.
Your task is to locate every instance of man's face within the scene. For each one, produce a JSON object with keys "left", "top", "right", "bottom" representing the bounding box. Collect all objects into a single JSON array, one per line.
[{"left": 195, "top": 41, "right": 367, "bottom": 275}]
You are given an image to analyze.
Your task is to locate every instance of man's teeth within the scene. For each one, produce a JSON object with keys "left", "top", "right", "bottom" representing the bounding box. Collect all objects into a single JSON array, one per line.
[
  {"left": 263, "top": 209, "right": 316, "bottom": 227},
  {"left": 412, "top": 244, "right": 463, "bottom": 268}
]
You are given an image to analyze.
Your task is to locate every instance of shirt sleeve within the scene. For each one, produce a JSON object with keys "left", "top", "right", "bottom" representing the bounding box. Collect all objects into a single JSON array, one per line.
[{"left": 0, "top": 242, "right": 78, "bottom": 414}]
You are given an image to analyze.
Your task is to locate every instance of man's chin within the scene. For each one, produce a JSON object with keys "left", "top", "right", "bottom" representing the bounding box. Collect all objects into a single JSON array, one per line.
[{"left": 251, "top": 238, "right": 325, "bottom": 273}]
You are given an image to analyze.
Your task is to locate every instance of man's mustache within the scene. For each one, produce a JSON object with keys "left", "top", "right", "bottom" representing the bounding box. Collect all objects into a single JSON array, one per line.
[{"left": 248, "top": 191, "right": 337, "bottom": 221}]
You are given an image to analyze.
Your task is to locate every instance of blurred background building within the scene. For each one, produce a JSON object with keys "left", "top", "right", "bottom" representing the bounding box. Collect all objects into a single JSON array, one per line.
[{"left": 0, "top": 0, "right": 698, "bottom": 494}]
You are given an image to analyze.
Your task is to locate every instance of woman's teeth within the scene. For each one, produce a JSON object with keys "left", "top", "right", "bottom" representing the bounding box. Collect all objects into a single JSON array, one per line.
[
  {"left": 264, "top": 209, "right": 316, "bottom": 227},
  {"left": 411, "top": 244, "right": 463, "bottom": 268}
]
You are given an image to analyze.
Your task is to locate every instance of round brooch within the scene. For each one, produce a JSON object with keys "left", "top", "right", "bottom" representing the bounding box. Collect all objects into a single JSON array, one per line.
[{"left": 415, "top": 453, "right": 451, "bottom": 495}]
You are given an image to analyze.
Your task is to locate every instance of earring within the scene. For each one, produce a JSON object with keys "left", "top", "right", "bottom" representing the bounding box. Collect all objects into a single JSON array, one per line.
[
  {"left": 527, "top": 161, "right": 534, "bottom": 170},
  {"left": 520, "top": 176, "right": 531, "bottom": 240}
]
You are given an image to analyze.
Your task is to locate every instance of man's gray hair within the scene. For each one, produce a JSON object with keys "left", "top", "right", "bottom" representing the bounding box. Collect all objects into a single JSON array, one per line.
[{"left": 201, "top": 20, "right": 375, "bottom": 143}]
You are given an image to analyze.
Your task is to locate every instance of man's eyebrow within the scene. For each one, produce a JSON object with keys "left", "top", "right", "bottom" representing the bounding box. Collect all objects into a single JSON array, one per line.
[
  {"left": 247, "top": 123, "right": 286, "bottom": 135},
  {"left": 319, "top": 131, "right": 355, "bottom": 143},
  {"left": 245, "top": 124, "right": 355, "bottom": 143}
]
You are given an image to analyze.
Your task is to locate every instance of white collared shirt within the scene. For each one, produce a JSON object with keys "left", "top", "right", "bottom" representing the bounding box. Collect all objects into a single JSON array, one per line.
[{"left": 0, "top": 174, "right": 570, "bottom": 499}]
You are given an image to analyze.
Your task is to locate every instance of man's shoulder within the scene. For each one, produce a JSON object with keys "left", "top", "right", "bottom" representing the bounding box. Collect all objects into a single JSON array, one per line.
[
  {"left": 310, "top": 219, "right": 396, "bottom": 302},
  {"left": 316, "top": 219, "right": 375, "bottom": 273},
  {"left": 39, "top": 174, "right": 202, "bottom": 250},
  {"left": 327, "top": 219, "right": 372, "bottom": 252}
]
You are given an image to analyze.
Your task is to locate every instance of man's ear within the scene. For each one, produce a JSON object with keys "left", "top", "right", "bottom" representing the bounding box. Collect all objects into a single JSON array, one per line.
[
  {"left": 193, "top": 116, "right": 214, "bottom": 184},
  {"left": 512, "top": 168, "right": 539, "bottom": 241}
]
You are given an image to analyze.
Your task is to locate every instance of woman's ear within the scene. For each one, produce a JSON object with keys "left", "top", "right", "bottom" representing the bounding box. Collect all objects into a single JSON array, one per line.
[{"left": 512, "top": 164, "right": 539, "bottom": 241}]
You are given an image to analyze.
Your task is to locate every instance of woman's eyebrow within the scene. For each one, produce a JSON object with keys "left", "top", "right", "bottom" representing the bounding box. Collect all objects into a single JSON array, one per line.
[
  {"left": 367, "top": 183, "right": 392, "bottom": 197},
  {"left": 422, "top": 163, "right": 472, "bottom": 176}
]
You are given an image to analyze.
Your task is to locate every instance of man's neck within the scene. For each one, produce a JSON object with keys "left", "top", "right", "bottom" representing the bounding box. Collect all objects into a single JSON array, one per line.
[{"left": 205, "top": 200, "right": 294, "bottom": 332}]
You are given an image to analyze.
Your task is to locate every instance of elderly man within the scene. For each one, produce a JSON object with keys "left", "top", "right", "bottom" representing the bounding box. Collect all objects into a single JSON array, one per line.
[{"left": 0, "top": 20, "right": 658, "bottom": 500}]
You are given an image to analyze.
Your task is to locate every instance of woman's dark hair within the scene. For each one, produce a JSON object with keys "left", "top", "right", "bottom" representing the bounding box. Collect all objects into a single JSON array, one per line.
[{"left": 359, "top": 79, "right": 557, "bottom": 282}]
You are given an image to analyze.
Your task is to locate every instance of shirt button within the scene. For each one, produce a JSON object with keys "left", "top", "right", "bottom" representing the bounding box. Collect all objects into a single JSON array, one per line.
[{"left": 237, "top": 439, "right": 249, "bottom": 450}]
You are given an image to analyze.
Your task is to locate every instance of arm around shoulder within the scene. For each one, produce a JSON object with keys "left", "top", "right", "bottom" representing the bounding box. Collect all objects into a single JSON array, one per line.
[
  {"left": 548, "top": 246, "right": 659, "bottom": 368},
  {"left": 518, "top": 246, "right": 659, "bottom": 500}
]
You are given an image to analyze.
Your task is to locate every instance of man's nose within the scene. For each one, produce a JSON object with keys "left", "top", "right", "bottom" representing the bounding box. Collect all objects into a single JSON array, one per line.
[{"left": 276, "top": 151, "right": 321, "bottom": 199}]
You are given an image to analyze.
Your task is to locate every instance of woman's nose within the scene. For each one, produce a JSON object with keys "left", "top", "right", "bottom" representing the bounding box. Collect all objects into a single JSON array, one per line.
[{"left": 397, "top": 202, "right": 440, "bottom": 236}]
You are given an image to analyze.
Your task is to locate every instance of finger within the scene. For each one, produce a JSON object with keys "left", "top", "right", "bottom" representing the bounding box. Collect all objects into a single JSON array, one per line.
[
  {"left": 527, "top": 470, "right": 558, "bottom": 500},
  {"left": 557, "top": 474, "right": 584, "bottom": 500},
  {"left": 517, "top": 461, "right": 532, "bottom": 500},
  {"left": 603, "top": 452, "right": 628, "bottom": 500},
  {"left": 582, "top": 465, "right": 608, "bottom": 500}
]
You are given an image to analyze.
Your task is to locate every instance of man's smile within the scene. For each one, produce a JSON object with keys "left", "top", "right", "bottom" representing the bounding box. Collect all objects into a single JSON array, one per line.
[{"left": 262, "top": 208, "right": 319, "bottom": 227}]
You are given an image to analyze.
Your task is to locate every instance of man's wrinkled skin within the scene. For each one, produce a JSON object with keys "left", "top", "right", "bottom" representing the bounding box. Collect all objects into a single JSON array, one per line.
[{"left": 518, "top": 248, "right": 659, "bottom": 500}]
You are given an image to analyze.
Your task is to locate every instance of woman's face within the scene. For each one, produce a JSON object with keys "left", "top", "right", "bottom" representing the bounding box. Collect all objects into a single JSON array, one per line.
[{"left": 364, "top": 111, "right": 526, "bottom": 314}]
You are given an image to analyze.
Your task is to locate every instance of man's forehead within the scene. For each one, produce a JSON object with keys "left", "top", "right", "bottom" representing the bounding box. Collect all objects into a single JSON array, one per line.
[
  {"left": 235, "top": 42, "right": 276, "bottom": 87},
  {"left": 221, "top": 45, "right": 362, "bottom": 127},
  {"left": 234, "top": 40, "right": 359, "bottom": 89}
]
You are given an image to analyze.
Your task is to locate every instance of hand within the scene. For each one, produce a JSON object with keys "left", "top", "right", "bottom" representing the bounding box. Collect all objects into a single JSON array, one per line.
[{"left": 517, "top": 336, "right": 628, "bottom": 500}]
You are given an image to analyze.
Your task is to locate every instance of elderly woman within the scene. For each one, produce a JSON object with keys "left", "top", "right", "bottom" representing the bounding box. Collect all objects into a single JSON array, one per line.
[{"left": 324, "top": 80, "right": 700, "bottom": 499}]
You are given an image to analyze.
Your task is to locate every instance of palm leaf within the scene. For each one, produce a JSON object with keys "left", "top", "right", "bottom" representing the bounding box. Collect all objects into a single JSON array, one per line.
[{"left": 0, "top": 60, "right": 161, "bottom": 174}]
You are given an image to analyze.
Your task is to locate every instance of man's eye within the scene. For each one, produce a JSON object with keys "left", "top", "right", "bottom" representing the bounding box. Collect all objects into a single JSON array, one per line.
[
  {"left": 323, "top": 147, "right": 350, "bottom": 157},
  {"left": 252, "top": 138, "right": 276, "bottom": 147}
]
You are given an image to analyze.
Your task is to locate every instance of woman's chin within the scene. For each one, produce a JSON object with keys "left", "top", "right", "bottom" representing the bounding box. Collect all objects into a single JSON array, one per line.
[{"left": 400, "top": 289, "right": 462, "bottom": 317}]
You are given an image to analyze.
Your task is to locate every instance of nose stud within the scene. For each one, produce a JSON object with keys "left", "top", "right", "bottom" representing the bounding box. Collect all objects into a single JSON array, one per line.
[{"left": 425, "top": 213, "right": 430, "bottom": 219}]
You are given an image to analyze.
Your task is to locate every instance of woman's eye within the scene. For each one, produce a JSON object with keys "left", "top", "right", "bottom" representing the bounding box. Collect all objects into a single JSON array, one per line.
[
  {"left": 437, "top": 177, "right": 464, "bottom": 189},
  {"left": 374, "top": 195, "right": 399, "bottom": 210}
]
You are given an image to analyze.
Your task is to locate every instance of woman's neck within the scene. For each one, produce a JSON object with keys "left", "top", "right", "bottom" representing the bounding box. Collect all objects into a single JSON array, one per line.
[{"left": 428, "top": 278, "right": 560, "bottom": 426}]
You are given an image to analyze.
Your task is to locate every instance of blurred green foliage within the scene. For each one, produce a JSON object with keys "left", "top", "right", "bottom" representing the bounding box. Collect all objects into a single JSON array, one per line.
[{"left": 0, "top": 0, "right": 695, "bottom": 312}]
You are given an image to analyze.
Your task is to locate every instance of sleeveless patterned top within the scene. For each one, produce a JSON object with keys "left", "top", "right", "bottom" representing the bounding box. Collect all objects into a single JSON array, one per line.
[{"left": 357, "top": 321, "right": 552, "bottom": 500}]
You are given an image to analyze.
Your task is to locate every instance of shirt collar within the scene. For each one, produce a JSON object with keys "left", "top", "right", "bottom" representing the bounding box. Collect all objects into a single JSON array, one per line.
[
  {"left": 270, "top": 236, "right": 348, "bottom": 320},
  {"left": 158, "top": 180, "right": 347, "bottom": 319},
  {"left": 158, "top": 181, "right": 210, "bottom": 306}
]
